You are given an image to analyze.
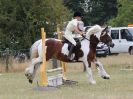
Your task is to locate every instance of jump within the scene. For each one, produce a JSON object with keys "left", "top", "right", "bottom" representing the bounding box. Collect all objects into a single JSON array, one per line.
[{"left": 25, "top": 25, "right": 114, "bottom": 84}]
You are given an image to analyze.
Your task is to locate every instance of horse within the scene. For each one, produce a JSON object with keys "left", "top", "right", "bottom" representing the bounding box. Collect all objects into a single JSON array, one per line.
[{"left": 25, "top": 25, "right": 114, "bottom": 84}]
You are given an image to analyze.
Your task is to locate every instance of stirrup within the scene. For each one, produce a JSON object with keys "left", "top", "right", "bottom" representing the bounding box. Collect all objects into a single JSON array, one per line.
[{"left": 67, "top": 55, "right": 72, "bottom": 60}]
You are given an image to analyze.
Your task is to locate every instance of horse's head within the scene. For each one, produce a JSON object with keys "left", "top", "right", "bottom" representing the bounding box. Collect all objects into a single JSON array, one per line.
[
  {"left": 100, "top": 26, "right": 114, "bottom": 47},
  {"left": 85, "top": 25, "right": 114, "bottom": 48}
]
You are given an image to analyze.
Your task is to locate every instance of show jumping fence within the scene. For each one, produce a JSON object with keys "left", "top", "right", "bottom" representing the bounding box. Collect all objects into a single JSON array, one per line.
[{"left": 39, "top": 28, "right": 63, "bottom": 87}]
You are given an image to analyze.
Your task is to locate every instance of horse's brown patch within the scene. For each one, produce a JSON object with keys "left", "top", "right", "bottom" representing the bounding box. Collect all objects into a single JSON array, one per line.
[
  {"left": 74, "top": 48, "right": 84, "bottom": 61},
  {"left": 46, "top": 38, "right": 84, "bottom": 62},
  {"left": 46, "top": 39, "right": 69, "bottom": 62},
  {"left": 87, "top": 35, "right": 99, "bottom": 65}
]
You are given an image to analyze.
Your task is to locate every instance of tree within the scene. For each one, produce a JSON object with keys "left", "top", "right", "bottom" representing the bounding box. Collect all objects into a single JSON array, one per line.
[
  {"left": 0, "top": 0, "right": 34, "bottom": 50},
  {"left": 64, "top": 0, "right": 118, "bottom": 25},
  {"left": 108, "top": 0, "right": 133, "bottom": 26},
  {"left": 88, "top": 0, "right": 118, "bottom": 25},
  {"left": 0, "top": 0, "right": 71, "bottom": 50}
]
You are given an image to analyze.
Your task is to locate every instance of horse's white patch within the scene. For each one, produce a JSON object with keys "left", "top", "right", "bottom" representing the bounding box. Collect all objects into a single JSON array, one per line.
[
  {"left": 70, "top": 54, "right": 75, "bottom": 60},
  {"left": 37, "top": 40, "right": 47, "bottom": 58},
  {"left": 54, "top": 39, "right": 62, "bottom": 41},
  {"left": 61, "top": 44, "right": 69, "bottom": 55},
  {"left": 101, "top": 32, "right": 106, "bottom": 37},
  {"left": 94, "top": 60, "right": 110, "bottom": 78},
  {"left": 79, "top": 39, "right": 90, "bottom": 61},
  {"left": 94, "top": 32, "right": 101, "bottom": 41}
]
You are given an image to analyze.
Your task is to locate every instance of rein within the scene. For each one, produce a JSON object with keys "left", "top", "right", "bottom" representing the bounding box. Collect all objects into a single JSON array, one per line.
[
  {"left": 81, "top": 35, "right": 90, "bottom": 41},
  {"left": 81, "top": 35, "right": 99, "bottom": 45}
]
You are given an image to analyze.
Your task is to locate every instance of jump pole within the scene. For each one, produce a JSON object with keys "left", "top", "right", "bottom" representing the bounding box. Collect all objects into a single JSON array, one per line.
[
  {"left": 34, "top": 28, "right": 60, "bottom": 90},
  {"left": 39, "top": 28, "right": 48, "bottom": 86},
  {"left": 61, "top": 62, "right": 67, "bottom": 80},
  {"left": 57, "top": 25, "right": 67, "bottom": 80}
]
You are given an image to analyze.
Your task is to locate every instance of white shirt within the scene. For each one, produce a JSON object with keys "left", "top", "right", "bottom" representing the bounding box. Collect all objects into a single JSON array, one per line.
[
  {"left": 64, "top": 19, "right": 82, "bottom": 45},
  {"left": 72, "top": 20, "right": 84, "bottom": 38},
  {"left": 66, "top": 19, "right": 78, "bottom": 32},
  {"left": 78, "top": 21, "right": 84, "bottom": 31}
]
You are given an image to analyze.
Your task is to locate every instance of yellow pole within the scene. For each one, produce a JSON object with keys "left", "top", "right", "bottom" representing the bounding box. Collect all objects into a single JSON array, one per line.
[
  {"left": 57, "top": 24, "right": 67, "bottom": 80},
  {"left": 40, "top": 28, "right": 48, "bottom": 86},
  {"left": 61, "top": 62, "right": 67, "bottom": 80},
  {"left": 57, "top": 24, "right": 62, "bottom": 39}
]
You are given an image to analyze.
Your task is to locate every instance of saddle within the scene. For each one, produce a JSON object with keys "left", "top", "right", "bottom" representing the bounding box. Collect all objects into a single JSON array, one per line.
[{"left": 62, "top": 37, "right": 83, "bottom": 61}]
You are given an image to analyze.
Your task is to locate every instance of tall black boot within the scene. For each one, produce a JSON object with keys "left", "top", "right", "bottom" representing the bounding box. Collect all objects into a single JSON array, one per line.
[{"left": 67, "top": 44, "right": 75, "bottom": 60}]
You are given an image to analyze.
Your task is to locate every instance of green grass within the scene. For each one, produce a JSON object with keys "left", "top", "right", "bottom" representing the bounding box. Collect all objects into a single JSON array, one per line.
[
  {"left": 0, "top": 53, "right": 133, "bottom": 99},
  {"left": 0, "top": 66, "right": 133, "bottom": 99}
]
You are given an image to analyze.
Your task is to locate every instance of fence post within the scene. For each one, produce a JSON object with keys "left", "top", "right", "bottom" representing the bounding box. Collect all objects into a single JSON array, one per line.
[
  {"left": 5, "top": 48, "right": 9, "bottom": 72},
  {"left": 57, "top": 24, "right": 67, "bottom": 80},
  {"left": 39, "top": 28, "right": 48, "bottom": 86}
]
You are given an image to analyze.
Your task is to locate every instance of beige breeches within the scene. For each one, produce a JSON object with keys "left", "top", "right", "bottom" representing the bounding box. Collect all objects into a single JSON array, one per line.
[{"left": 64, "top": 30, "right": 76, "bottom": 46}]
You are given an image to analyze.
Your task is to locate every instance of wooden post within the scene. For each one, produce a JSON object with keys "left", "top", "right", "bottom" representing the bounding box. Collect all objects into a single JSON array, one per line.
[
  {"left": 61, "top": 62, "right": 67, "bottom": 80},
  {"left": 5, "top": 48, "right": 9, "bottom": 72},
  {"left": 40, "top": 28, "right": 48, "bottom": 86},
  {"left": 57, "top": 24, "right": 67, "bottom": 80},
  {"left": 57, "top": 24, "right": 62, "bottom": 40}
]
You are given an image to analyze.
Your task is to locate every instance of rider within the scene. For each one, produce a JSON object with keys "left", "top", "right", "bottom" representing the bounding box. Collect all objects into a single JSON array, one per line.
[{"left": 63, "top": 12, "right": 84, "bottom": 59}]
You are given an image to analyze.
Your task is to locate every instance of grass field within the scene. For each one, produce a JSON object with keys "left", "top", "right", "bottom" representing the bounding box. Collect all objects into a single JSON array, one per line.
[{"left": 0, "top": 53, "right": 133, "bottom": 99}]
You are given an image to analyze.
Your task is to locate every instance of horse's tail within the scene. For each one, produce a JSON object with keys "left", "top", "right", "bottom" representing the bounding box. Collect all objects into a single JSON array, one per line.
[
  {"left": 86, "top": 25, "right": 102, "bottom": 38},
  {"left": 30, "top": 40, "right": 41, "bottom": 59}
]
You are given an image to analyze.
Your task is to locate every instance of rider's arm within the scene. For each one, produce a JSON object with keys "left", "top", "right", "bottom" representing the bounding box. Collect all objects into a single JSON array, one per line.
[{"left": 74, "top": 27, "right": 84, "bottom": 35}]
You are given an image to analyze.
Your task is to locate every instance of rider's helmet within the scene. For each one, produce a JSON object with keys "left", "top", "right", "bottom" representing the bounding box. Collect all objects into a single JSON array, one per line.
[{"left": 73, "top": 12, "right": 82, "bottom": 18}]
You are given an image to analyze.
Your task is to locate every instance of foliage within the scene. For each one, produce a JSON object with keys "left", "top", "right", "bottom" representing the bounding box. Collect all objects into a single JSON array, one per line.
[
  {"left": 0, "top": 0, "right": 71, "bottom": 50},
  {"left": 64, "top": 0, "right": 118, "bottom": 25},
  {"left": 108, "top": 0, "right": 133, "bottom": 27}
]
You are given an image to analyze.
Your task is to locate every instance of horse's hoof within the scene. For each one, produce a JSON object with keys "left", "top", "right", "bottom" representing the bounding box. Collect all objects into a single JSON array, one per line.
[
  {"left": 90, "top": 80, "right": 96, "bottom": 85},
  {"left": 29, "top": 79, "right": 33, "bottom": 84},
  {"left": 25, "top": 73, "right": 28, "bottom": 77},
  {"left": 102, "top": 76, "right": 110, "bottom": 79},
  {"left": 25, "top": 73, "right": 32, "bottom": 79}
]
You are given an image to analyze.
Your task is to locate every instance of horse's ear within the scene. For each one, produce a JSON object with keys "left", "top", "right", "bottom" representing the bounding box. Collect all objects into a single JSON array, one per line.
[
  {"left": 102, "top": 26, "right": 108, "bottom": 32},
  {"left": 105, "top": 26, "right": 108, "bottom": 30}
]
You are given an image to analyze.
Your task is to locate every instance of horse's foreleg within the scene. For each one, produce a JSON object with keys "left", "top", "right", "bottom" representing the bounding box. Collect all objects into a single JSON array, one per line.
[
  {"left": 83, "top": 60, "right": 96, "bottom": 84},
  {"left": 94, "top": 59, "right": 110, "bottom": 79},
  {"left": 25, "top": 57, "right": 42, "bottom": 83},
  {"left": 25, "top": 57, "right": 42, "bottom": 75}
]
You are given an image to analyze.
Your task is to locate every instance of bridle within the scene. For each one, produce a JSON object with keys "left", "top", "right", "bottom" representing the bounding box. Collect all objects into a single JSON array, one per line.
[
  {"left": 81, "top": 35, "right": 99, "bottom": 45},
  {"left": 81, "top": 35, "right": 90, "bottom": 41},
  {"left": 80, "top": 26, "right": 111, "bottom": 46}
]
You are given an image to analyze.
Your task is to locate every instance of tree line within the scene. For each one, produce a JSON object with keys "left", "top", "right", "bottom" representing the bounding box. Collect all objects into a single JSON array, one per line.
[
  {"left": 0, "top": 0, "right": 132, "bottom": 50},
  {"left": 0, "top": 0, "right": 71, "bottom": 51}
]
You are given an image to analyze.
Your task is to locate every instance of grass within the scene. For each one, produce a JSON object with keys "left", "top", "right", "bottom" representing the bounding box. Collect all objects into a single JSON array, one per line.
[{"left": 0, "top": 53, "right": 133, "bottom": 99}]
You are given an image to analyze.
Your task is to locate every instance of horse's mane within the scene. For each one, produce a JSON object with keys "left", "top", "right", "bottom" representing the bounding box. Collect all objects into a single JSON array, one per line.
[{"left": 86, "top": 25, "right": 102, "bottom": 39}]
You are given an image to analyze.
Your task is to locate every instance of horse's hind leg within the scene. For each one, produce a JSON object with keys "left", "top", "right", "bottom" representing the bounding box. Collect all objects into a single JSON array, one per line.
[
  {"left": 94, "top": 59, "right": 110, "bottom": 79},
  {"left": 83, "top": 60, "right": 96, "bottom": 84}
]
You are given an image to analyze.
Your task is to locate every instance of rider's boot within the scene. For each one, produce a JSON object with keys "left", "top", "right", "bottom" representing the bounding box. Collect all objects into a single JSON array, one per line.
[{"left": 67, "top": 44, "right": 75, "bottom": 60}]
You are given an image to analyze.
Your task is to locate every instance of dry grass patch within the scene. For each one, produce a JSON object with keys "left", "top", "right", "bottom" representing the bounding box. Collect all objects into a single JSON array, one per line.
[
  {"left": 0, "top": 59, "right": 29, "bottom": 72},
  {"left": 98, "top": 53, "right": 133, "bottom": 69}
]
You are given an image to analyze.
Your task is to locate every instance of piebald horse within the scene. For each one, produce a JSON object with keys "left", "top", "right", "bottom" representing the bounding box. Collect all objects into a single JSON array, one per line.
[{"left": 25, "top": 25, "right": 114, "bottom": 84}]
